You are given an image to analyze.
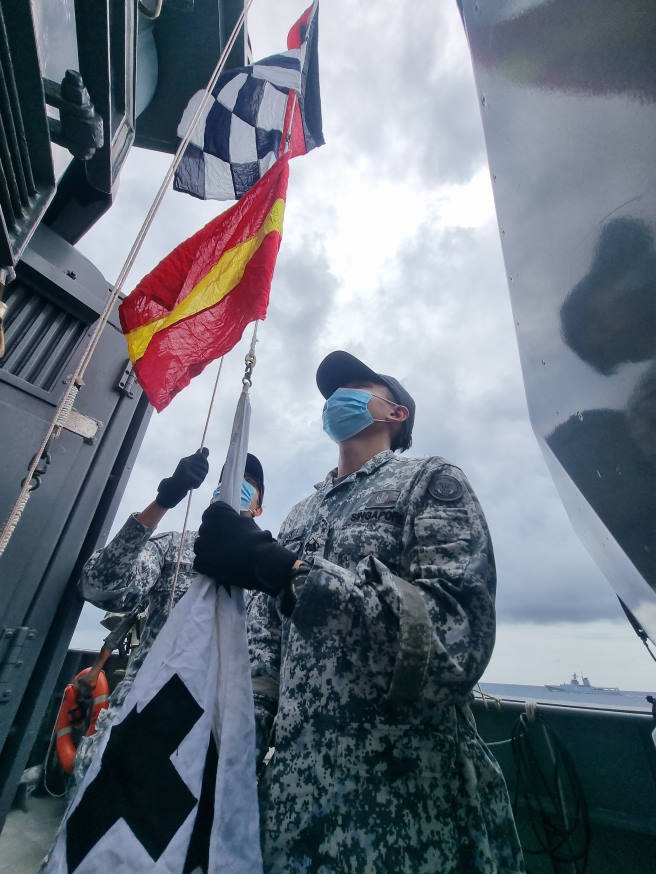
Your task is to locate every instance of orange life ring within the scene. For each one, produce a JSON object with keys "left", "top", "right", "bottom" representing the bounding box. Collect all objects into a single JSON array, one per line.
[{"left": 55, "top": 667, "right": 110, "bottom": 774}]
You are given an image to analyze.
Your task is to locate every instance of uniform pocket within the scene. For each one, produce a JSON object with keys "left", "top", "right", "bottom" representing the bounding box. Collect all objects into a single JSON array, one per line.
[
  {"left": 414, "top": 509, "right": 471, "bottom": 543},
  {"left": 329, "top": 520, "right": 402, "bottom": 570},
  {"left": 413, "top": 511, "right": 472, "bottom": 580}
]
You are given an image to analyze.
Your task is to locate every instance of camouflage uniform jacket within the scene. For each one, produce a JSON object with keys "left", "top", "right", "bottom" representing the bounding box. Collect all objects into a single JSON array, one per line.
[
  {"left": 248, "top": 450, "right": 525, "bottom": 874},
  {"left": 73, "top": 514, "right": 200, "bottom": 783}
]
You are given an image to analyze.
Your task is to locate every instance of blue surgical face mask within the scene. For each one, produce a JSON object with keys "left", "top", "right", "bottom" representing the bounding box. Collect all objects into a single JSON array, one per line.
[
  {"left": 212, "top": 478, "right": 257, "bottom": 511},
  {"left": 322, "top": 387, "right": 393, "bottom": 443}
]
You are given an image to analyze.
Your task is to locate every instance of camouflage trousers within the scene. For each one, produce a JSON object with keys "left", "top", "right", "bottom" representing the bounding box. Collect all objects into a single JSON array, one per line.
[{"left": 258, "top": 706, "right": 525, "bottom": 874}]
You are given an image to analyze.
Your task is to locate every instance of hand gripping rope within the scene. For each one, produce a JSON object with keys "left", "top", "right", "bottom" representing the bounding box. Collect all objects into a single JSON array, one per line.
[{"left": 166, "top": 322, "right": 259, "bottom": 616}]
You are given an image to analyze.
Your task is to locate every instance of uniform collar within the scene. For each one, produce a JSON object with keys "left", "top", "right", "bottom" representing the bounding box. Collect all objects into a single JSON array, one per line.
[{"left": 314, "top": 449, "right": 396, "bottom": 491}]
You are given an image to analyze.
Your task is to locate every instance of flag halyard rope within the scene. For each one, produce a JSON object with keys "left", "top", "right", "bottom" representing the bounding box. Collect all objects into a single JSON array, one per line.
[
  {"left": 0, "top": 0, "right": 256, "bottom": 558},
  {"left": 167, "top": 354, "right": 225, "bottom": 617},
  {"left": 283, "top": 92, "right": 298, "bottom": 155},
  {"left": 167, "top": 320, "right": 259, "bottom": 616}
]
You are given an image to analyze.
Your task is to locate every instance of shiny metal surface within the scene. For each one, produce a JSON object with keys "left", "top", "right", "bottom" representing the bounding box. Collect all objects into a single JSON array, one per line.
[{"left": 460, "top": 1, "right": 656, "bottom": 639}]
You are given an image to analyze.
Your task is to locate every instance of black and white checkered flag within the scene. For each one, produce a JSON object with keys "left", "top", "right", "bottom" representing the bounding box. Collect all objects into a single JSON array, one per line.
[{"left": 174, "top": 51, "right": 301, "bottom": 201}]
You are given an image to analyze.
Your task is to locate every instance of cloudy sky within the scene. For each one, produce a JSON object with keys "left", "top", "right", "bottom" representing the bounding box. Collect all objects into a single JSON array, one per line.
[{"left": 71, "top": 1, "right": 655, "bottom": 690}]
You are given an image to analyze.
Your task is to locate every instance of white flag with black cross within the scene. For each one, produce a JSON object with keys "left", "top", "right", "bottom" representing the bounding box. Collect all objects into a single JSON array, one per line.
[{"left": 45, "top": 388, "right": 262, "bottom": 874}]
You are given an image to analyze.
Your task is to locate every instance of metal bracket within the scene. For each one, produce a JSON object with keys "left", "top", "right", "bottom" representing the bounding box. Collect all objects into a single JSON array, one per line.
[
  {"left": 19, "top": 406, "right": 99, "bottom": 494},
  {"left": 0, "top": 627, "right": 38, "bottom": 704},
  {"left": 115, "top": 360, "right": 138, "bottom": 398},
  {"left": 43, "top": 70, "right": 104, "bottom": 161},
  {"left": 62, "top": 408, "right": 102, "bottom": 443}
]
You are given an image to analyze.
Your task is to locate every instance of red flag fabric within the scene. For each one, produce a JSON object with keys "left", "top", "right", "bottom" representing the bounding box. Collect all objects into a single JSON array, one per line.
[
  {"left": 119, "top": 156, "right": 289, "bottom": 411},
  {"left": 287, "top": 3, "right": 314, "bottom": 51}
]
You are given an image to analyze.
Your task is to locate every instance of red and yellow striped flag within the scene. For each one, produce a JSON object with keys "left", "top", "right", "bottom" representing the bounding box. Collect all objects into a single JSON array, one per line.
[{"left": 119, "top": 156, "right": 289, "bottom": 411}]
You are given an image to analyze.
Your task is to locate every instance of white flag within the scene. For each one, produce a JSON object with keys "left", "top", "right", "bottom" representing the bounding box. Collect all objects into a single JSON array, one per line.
[{"left": 46, "top": 386, "right": 262, "bottom": 873}]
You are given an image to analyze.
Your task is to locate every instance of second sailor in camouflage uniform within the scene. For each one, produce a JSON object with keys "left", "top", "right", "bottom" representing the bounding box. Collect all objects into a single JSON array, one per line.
[
  {"left": 193, "top": 351, "right": 525, "bottom": 874},
  {"left": 73, "top": 449, "right": 265, "bottom": 784}
]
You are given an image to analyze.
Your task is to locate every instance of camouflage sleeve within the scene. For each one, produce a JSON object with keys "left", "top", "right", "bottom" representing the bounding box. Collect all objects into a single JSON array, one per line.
[
  {"left": 291, "top": 464, "right": 496, "bottom": 706},
  {"left": 79, "top": 514, "right": 171, "bottom": 613},
  {"left": 246, "top": 591, "right": 281, "bottom": 767},
  {"left": 406, "top": 465, "right": 497, "bottom": 700}
]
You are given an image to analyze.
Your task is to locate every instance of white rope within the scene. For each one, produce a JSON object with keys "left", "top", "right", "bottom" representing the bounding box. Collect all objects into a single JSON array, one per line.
[
  {"left": 283, "top": 92, "right": 298, "bottom": 155},
  {"left": 0, "top": 0, "right": 255, "bottom": 558},
  {"left": 166, "top": 318, "right": 259, "bottom": 616},
  {"left": 524, "top": 698, "right": 538, "bottom": 722},
  {"left": 247, "top": 320, "right": 259, "bottom": 362},
  {"left": 167, "top": 491, "right": 195, "bottom": 619},
  {"left": 53, "top": 381, "right": 79, "bottom": 430},
  {"left": 167, "top": 356, "right": 225, "bottom": 616},
  {"left": 0, "top": 490, "right": 30, "bottom": 556},
  {"left": 200, "top": 357, "right": 226, "bottom": 451},
  {"left": 476, "top": 685, "right": 524, "bottom": 748},
  {"left": 542, "top": 721, "right": 571, "bottom": 833},
  {"left": 475, "top": 683, "right": 502, "bottom": 710}
]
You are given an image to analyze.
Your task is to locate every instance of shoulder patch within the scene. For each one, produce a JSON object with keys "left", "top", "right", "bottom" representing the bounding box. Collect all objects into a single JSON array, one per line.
[{"left": 428, "top": 473, "right": 463, "bottom": 502}]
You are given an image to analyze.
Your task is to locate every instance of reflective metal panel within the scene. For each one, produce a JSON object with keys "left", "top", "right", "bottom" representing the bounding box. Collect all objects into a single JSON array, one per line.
[{"left": 460, "top": 0, "right": 656, "bottom": 639}]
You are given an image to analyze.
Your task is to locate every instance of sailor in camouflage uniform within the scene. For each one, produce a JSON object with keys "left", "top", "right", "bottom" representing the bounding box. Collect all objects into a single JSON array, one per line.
[
  {"left": 73, "top": 449, "right": 265, "bottom": 785},
  {"left": 193, "top": 351, "right": 525, "bottom": 874}
]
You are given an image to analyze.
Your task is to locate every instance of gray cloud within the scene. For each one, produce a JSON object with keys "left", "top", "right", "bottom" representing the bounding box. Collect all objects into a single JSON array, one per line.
[
  {"left": 322, "top": 4, "right": 486, "bottom": 187},
  {"left": 266, "top": 237, "right": 338, "bottom": 353}
]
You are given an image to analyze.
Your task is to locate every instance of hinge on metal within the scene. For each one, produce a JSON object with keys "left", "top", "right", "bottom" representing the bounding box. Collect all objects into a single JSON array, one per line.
[
  {"left": 43, "top": 70, "right": 104, "bottom": 161},
  {"left": 115, "top": 360, "right": 138, "bottom": 398},
  {"left": 0, "top": 627, "right": 38, "bottom": 704}
]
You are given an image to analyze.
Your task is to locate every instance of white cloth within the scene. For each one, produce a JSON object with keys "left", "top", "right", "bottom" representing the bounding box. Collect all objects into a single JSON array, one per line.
[{"left": 46, "top": 386, "right": 262, "bottom": 873}]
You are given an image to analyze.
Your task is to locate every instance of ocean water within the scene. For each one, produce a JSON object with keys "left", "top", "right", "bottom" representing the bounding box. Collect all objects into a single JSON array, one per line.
[{"left": 477, "top": 682, "right": 654, "bottom": 711}]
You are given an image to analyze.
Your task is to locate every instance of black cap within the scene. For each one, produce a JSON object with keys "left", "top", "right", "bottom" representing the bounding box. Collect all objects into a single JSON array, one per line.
[
  {"left": 245, "top": 452, "right": 264, "bottom": 501},
  {"left": 220, "top": 452, "right": 264, "bottom": 502},
  {"left": 316, "top": 351, "right": 415, "bottom": 451}
]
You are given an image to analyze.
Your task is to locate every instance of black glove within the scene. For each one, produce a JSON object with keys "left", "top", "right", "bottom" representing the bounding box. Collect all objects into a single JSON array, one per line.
[
  {"left": 193, "top": 501, "right": 297, "bottom": 597},
  {"left": 156, "top": 448, "right": 209, "bottom": 509}
]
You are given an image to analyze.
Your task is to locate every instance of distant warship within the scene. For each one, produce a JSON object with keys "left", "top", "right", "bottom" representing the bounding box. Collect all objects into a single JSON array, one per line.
[{"left": 545, "top": 673, "right": 621, "bottom": 694}]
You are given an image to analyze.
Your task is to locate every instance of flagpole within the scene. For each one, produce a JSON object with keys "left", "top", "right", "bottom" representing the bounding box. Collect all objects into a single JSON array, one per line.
[{"left": 0, "top": 0, "right": 255, "bottom": 557}]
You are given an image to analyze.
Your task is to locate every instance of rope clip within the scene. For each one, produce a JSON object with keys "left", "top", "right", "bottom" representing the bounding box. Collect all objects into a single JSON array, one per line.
[
  {"left": 243, "top": 351, "right": 256, "bottom": 386},
  {"left": 21, "top": 435, "right": 55, "bottom": 492}
]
